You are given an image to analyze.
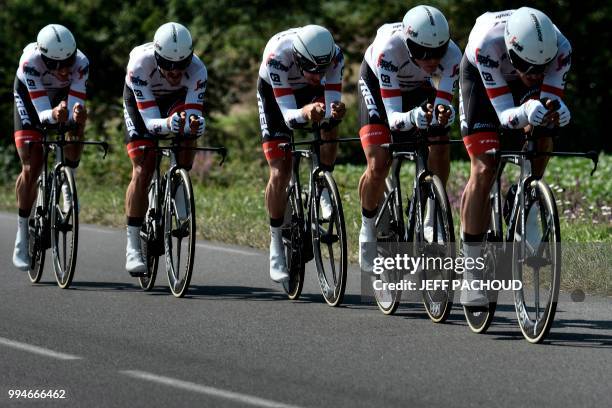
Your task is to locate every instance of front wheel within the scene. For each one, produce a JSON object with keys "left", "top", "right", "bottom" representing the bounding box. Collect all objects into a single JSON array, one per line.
[
  {"left": 164, "top": 169, "right": 196, "bottom": 298},
  {"left": 415, "top": 175, "right": 455, "bottom": 323},
  {"left": 513, "top": 180, "right": 560, "bottom": 343},
  {"left": 28, "top": 177, "right": 47, "bottom": 283},
  {"left": 50, "top": 167, "right": 79, "bottom": 288},
  {"left": 311, "top": 171, "right": 347, "bottom": 307}
]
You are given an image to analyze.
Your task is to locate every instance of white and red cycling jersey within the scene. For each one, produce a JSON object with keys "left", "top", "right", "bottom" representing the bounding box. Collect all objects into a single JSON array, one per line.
[
  {"left": 364, "top": 23, "right": 462, "bottom": 131},
  {"left": 125, "top": 43, "right": 207, "bottom": 135},
  {"left": 16, "top": 43, "right": 89, "bottom": 124},
  {"left": 258, "top": 28, "right": 344, "bottom": 128},
  {"left": 464, "top": 10, "right": 571, "bottom": 128}
]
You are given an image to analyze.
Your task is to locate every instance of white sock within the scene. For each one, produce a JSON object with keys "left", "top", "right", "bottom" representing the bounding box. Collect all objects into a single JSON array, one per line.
[
  {"left": 126, "top": 225, "right": 142, "bottom": 252},
  {"left": 16, "top": 216, "right": 28, "bottom": 245}
]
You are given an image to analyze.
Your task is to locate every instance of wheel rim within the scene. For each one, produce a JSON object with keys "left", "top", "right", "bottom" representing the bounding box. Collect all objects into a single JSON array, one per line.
[
  {"left": 165, "top": 171, "right": 195, "bottom": 297},
  {"left": 312, "top": 175, "right": 346, "bottom": 306},
  {"left": 51, "top": 169, "right": 78, "bottom": 288}
]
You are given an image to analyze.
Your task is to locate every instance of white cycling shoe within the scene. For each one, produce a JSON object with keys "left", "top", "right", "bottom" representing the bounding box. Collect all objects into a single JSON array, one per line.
[
  {"left": 423, "top": 198, "right": 444, "bottom": 243},
  {"left": 269, "top": 226, "right": 289, "bottom": 283},
  {"left": 125, "top": 225, "right": 146, "bottom": 276},
  {"left": 13, "top": 216, "right": 30, "bottom": 271},
  {"left": 319, "top": 188, "right": 333, "bottom": 220},
  {"left": 359, "top": 215, "right": 377, "bottom": 274},
  {"left": 460, "top": 243, "right": 488, "bottom": 307}
]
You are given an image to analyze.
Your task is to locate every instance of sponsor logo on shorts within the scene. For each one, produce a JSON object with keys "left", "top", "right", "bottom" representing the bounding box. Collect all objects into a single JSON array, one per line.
[
  {"left": 14, "top": 92, "right": 32, "bottom": 126},
  {"left": 359, "top": 79, "right": 380, "bottom": 119}
]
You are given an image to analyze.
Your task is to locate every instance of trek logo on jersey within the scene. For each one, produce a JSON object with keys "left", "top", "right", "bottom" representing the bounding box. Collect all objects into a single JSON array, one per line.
[
  {"left": 377, "top": 54, "right": 398, "bottom": 73},
  {"left": 508, "top": 36, "right": 524, "bottom": 52},
  {"left": 405, "top": 25, "right": 418, "bottom": 38},
  {"left": 22, "top": 64, "right": 40, "bottom": 77},
  {"left": 130, "top": 74, "right": 148, "bottom": 87},
  {"left": 358, "top": 79, "right": 380, "bottom": 119},
  {"left": 475, "top": 48, "right": 499, "bottom": 68},
  {"left": 266, "top": 54, "right": 289, "bottom": 72},
  {"left": 195, "top": 79, "right": 206, "bottom": 91},
  {"left": 14, "top": 92, "right": 32, "bottom": 126},
  {"left": 556, "top": 52, "right": 571, "bottom": 71},
  {"left": 78, "top": 64, "right": 89, "bottom": 79}
]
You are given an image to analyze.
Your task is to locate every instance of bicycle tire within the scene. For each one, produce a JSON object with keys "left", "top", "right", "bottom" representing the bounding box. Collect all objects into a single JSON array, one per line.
[
  {"left": 464, "top": 189, "right": 502, "bottom": 333},
  {"left": 373, "top": 182, "right": 404, "bottom": 315},
  {"left": 51, "top": 167, "right": 78, "bottom": 289},
  {"left": 311, "top": 171, "right": 347, "bottom": 307},
  {"left": 28, "top": 177, "right": 47, "bottom": 283},
  {"left": 164, "top": 169, "right": 196, "bottom": 298},
  {"left": 416, "top": 174, "right": 455, "bottom": 323},
  {"left": 139, "top": 179, "right": 161, "bottom": 290},
  {"left": 282, "top": 182, "right": 305, "bottom": 300},
  {"left": 513, "top": 180, "right": 560, "bottom": 343}
]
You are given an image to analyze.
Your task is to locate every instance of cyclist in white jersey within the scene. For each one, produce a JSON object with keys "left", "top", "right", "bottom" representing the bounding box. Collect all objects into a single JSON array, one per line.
[
  {"left": 458, "top": 8, "right": 571, "bottom": 305},
  {"left": 12, "top": 24, "right": 89, "bottom": 271},
  {"left": 257, "top": 25, "right": 346, "bottom": 283},
  {"left": 357, "top": 5, "right": 461, "bottom": 272},
  {"left": 122, "top": 22, "right": 207, "bottom": 275}
]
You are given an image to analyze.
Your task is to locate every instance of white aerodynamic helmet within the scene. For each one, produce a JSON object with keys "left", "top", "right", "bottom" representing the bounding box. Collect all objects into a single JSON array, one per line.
[
  {"left": 37, "top": 24, "right": 77, "bottom": 68},
  {"left": 292, "top": 25, "right": 336, "bottom": 74},
  {"left": 504, "top": 7, "right": 558, "bottom": 73},
  {"left": 153, "top": 22, "right": 194, "bottom": 70},
  {"left": 402, "top": 5, "right": 450, "bottom": 60}
]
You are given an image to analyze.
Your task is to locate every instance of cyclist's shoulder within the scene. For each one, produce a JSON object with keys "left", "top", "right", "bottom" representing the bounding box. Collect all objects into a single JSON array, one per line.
[
  {"left": 128, "top": 43, "right": 155, "bottom": 66},
  {"left": 186, "top": 55, "right": 207, "bottom": 79}
]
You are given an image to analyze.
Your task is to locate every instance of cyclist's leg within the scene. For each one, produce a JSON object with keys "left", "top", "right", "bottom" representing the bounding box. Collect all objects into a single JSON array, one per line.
[
  {"left": 357, "top": 61, "right": 393, "bottom": 269},
  {"left": 258, "top": 77, "right": 293, "bottom": 282},
  {"left": 459, "top": 55, "right": 501, "bottom": 305},
  {"left": 13, "top": 77, "right": 44, "bottom": 269},
  {"left": 123, "top": 84, "right": 155, "bottom": 273}
]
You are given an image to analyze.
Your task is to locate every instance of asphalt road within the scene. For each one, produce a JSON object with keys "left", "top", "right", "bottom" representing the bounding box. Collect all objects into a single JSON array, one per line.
[{"left": 0, "top": 211, "right": 610, "bottom": 407}]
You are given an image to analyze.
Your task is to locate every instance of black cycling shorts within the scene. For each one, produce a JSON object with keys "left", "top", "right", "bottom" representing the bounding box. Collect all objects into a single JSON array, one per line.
[
  {"left": 13, "top": 77, "right": 68, "bottom": 148},
  {"left": 357, "top": 60, "right": 442, "bottom": 149}
]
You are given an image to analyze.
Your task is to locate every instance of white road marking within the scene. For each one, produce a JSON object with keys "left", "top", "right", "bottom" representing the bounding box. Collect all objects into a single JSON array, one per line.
[
  {"left": 0, "top": 336, "right": 82, "bottom": 360},
  {"left": 121, "top": 370, "right": 303, "bottom": 408},
  {"left": 196, "top": 243, "right": 258, "bottom": 257}
]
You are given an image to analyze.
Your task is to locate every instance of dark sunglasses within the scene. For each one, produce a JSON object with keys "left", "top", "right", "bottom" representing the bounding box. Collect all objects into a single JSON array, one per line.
[
  {"left": 41, "top": 52, "right": 76, "bottom": 70},
  {"left": 294, "top": 50, "right": 332, "bottom": 74},
  {"left": 508, "top": 49, "right": 549, "bottom": 75},
  {"left": 155, "top": 52, "right": 193, "bottom": 71},
  {"left": 406, "top": 39, "right": 449, "bottom": 60}
]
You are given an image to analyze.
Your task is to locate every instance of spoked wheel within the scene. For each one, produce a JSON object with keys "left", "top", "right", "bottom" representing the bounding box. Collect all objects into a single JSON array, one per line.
[
  {"left": 164, "top": 169, "right": 196, "bottom": 298},
  {"left": 373, "top": 182, "right": 404, "bottom": 315},
  {"left": 28, "top": 177, "right": 47, "bottom": 283},
  {"left": 513, "top": 180, "right": 560, "bottom": 343},
  {"left": 311, "top": 172, "right": 347, "bottom": 307},
  {"left": 282, "top": 182, "right": 305, "bottom": 300},
  {"left": 464, "top": 189, "right": 503, "bottom": 333},
  {"left": 50, "top": 167, "right": 78, "bottom": 288},
  {"left": 415, "top": 175, "right": 455, "bottom": 323},
  {"left": 139, "top": 179, "right": 161, "bottom": 290}
]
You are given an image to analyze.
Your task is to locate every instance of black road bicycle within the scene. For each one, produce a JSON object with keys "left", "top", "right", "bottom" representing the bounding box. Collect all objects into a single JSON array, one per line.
[
  {"left": 373, "top": 129, "right": 461, "bottom": 321},
  {"left": 27, "top": 124, "right": 108, "bottom": 288},
  {"left": 463, "top": 103, "right": 599, "bottom": 343},
  {"left": 280, "top": 127, "right": 359, "bottom": 306},
  {"left": 135, "top": 132, "right": 226, "bottom": 298}
]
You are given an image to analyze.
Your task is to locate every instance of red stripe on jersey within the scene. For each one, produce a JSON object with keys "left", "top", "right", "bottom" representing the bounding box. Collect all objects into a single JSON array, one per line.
[
  {"left": 541, "top": 84, "right": 564, "bottom": 98},
  {"left": 137, "top": 100, "right": 157, "bottom": 110},
  {"left": 436, "top": 90, "right": 453, "bottom": 103},
  {"left": 29, "top": 90, "right": 47, "bottom": 99},
  {"left": 485, "top": 86, "right": 510, "bottom": 99},
  {"left": 69, "top": 90, "right": 87, "bottom": 100},
  {"left": 325, "top": 83, "right": 342, "bottom": 92},
  {"left": 182, "top": 103, "right": 203, "bottom": 112},
  {"left": 380, "top": 88, "right": 401, "bottom": 98},
  {"left": 273, "top": 88, "right": 293, "bottom": 98}
]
